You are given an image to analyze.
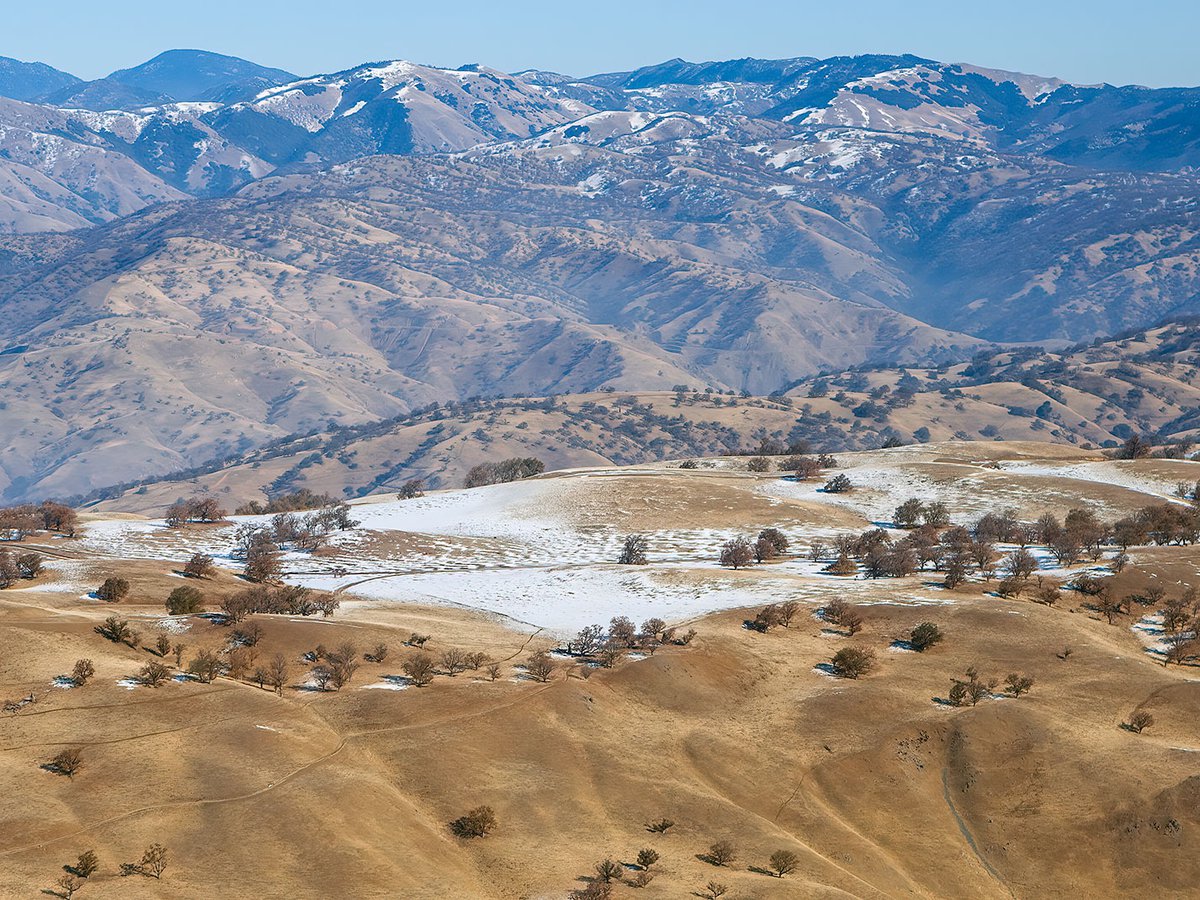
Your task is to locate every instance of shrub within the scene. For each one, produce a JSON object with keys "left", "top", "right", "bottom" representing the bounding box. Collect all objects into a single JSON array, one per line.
[
  {"left": 949, "top": 667, "right": 996, "bottom": 706},
  {"left": 16, "top": 552, "right": 41, "bottom": 579},
  {"left": 909, "top": 623, "right": 943, "bottom": 652},
  {"left": 705, "top": 881, "right": 729, "bottom": 899},
  {"left": 636, "top": 848, "right": 660, "bottom": 870},
  {"left": 165, "top": 586, "right": 204, "bottom": 615},
  {"left": 1127, "top": 710, "right": 1155, "bottom": 734},
  {"left": 647, "top": 817, "right": 675, "bottom": 833},
  {"left": 96, "top": 577, "right": 130, "bottom": 602},
  {"left": 746, "top": 456, "right": 771, "bottom": 472},
  {"left": 47, "top": 748, "right": 83, "bottom": 778},
  {"left": 452, "top": 805, "right": 497, "bottom": 838},
  {"left": 831, "top": 647, "right": 875, "bottom": 679},
  {"left": 594, "top": 859, "right": 622, "bottom": 883},
  {"left": 824, "top": 474, "right": 852, "bottom": 493},
  {"left": 1005, "top": 673, "right": 1035, "bottom": 697},
  {"left": 182, "top": 552, "right": 216, "bottom": 579},
  {"left": 398, "top": 478, "right": 425, "bottom": 500},
  {"left": 71, "top": 849, "right": 99, "bottom": 878}
]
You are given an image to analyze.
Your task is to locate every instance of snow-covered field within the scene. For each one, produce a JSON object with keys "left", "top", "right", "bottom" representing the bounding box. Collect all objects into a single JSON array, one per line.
[{"left": 73, "top": 455, "right": 1169, "bottom": 634}]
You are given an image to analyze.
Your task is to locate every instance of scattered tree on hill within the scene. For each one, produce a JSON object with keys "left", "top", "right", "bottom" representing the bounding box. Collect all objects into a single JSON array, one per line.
[
  {"left": 824, "top": 474, "right": 852, "bottom": 494},
  {"left": 96, "top": 577, "right": 130, "bottom": 602},
  {"left": 746, "top": 456, "right": 771, "bottom": 472},
  {"left": 909, "top": 622, "right": 943, "bottom": 652},
  {"left": 704, "top": 883, "right": 729, "bottom": 900},
  {"left": 327, "top": 642, "right": 360, "bottom": 689},
  {"left": 843, "top": 608, "right": 864, "bottom": 636},
  {"left": 1163, "top": 633, "right": 1196, "bottom": 667},
  {"left": 120, "top": 843, "right": 166, "bottom": 879},
  {"left": 398, "top": 478, "right": 425, "bottom": 500},
  {"left": 894, "top": 498, "right": 925, "bottom": 528},
  {"left": 402, "top": 653, "right": 436, "bottom": 686},
  {"left": 242, "top": 532, "right": 283, "bottom": 583},
  {"left": 38, "top": 502, "right": 78, "bottom": 537},
  {"left": 1005, "top": 673, "right": 1035, "bottom": 697},
  {"left": 923, "top": 502, "right": 950, "bottom": 528},
  {"left": 1126, "top": 710, "right": 1155, "bottom": 734},
  {"left": 187, "top": 650, "right": 224, "bottom": 683},
  {"left": 70, "top": 659, "right": 95, "bottom": 686},
  {"left": 366, "top": 643, "right": 389, "bottom": 663},
  {"left": 172, "top": 643, "right": 185, "bottom": 667},
  {"left": 618, "top": 535, "right": 649, "bottom": 565},
  {"left": 1116, "top": 434, "right": 1152, "bottom": 460},
  {"left": 165, "top": 586, "right": 204, "bottom": 615},
  {"left": 47, "top": 748, "right": 83, "bottom": 778},
  {"left": 451, "top": 805, "right": 497, "bottom": 838},
  {"left": 826, "top": 552, "right": 858, "bottom": 576},
  {"left": 464, "top": 457, "right": 545, "bottom": 488},
  {"left": 647, "top": 818, "right": 675, "bottom": 833},
  {"left": 70, "top": 849, "right": 99, "bottom": 878},
  {"left": 154, "top": 634, "right": 171, "bottom": 657},
  {"left": 95, "top": 616, "right": 137, "bottom": 647},
  {"left": 526, "top": 651, "right": 557, "bottom": 683},
  {"left": 719, "top": 537, "right": 754, "bottom": 569},
  {"left": 571, "top": 882, "right": 613, "bottom": 900},
  {"left": 267, "top": 653, "right": 290, "bottom": 695},
  {"left": 182, "top": 553, "right": 216, "bottom": 579},
  {"left": 51, "top": 873, "right": 82, "bottom": 899},
  {"left": 758, "top": 526, "right": 789, "bottom": 555},
  {"left": 832, "top": 647, "right": 875, "bottom": 679},
  {"left": 706, "top": 840, "right": 737, "bottom": 867},
  {"left": 630, "top": 870, "right": 654, "bottom": 888},
  {"left": 594, "top": 859, "right": 622, "bottom": 883},
  {"left": 1003, "top": 548, "right": 1037, "bottom": 581},
  {"left": 440, "top": 648, "right": 469, "bottom": 676},
  {"left": 776, "top": 600, "right": 800, "bottom": 627},
  {"left": 949, "top": 667, "right": 996, "bottom": 706},
  {"left": 138, "top": 661, "right": 171, "bottom": 688},
  {"left": 165, "top": 496, "right": 226, "bottom": 527},
  {"left": 636, "top": 848, "right": 660, "bottom": 870},
  {"left": 15, "top": 552, "right": 41, "bottom": 579},
  {"left": 769, "top": 849, "right": 800, "bottom": 877}
]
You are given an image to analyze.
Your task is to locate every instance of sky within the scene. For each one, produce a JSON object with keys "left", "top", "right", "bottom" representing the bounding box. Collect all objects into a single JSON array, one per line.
[{"left": 2, "top": 0, "right": 1197, "bottom": 88}]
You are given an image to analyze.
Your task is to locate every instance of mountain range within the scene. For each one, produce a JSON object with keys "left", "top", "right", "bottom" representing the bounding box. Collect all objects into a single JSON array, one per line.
[{"left": 0, "top": 48, "right": 1198, "bottom": 501}]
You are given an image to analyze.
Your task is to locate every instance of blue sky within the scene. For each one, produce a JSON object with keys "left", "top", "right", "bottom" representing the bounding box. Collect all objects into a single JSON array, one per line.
[{"left": 3, "top": 0, "right": 1197, "bottom": 87}]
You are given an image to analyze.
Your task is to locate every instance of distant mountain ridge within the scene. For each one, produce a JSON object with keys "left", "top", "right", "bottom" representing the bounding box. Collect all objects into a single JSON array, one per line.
[{"left": 0, "top": 49, "right": 1199, "bottom": 502}]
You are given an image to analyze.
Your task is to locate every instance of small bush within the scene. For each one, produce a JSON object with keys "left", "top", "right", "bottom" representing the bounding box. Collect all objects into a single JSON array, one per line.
[{"left": 452, "top": 805, "right": 497, "bottom": 838}]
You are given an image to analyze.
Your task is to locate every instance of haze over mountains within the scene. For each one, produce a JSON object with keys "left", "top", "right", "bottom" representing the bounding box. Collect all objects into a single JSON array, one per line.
[{"left": 0, "top": 48, "right": 1198, "bottom": 501}]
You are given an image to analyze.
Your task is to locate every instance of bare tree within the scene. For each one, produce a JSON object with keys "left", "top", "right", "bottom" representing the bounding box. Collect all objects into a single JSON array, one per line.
[
  {"left": 47, "top": 748, "right": 83, "bottom": 778},
  {"left": 182, "top": 552, "right": 216, "bottom": 579},
  {"left": 525, "top": 651, "right": 556, "bottom": 683},
  {"left": 402, "top": 653, "right": 436, "bottom": 686},
  {"left": 267, "top": 653, "right": 290, "bottom": 695},
  {"left": 52, "top": 873, "right": 82, "bottom": 899},
  {"left": 769, "top": 849, "right": 800, "bottom": 877},
  {"left": 70, "top": 849, "right": 99, "bottom": 878},
  {"left": 138, "top": 661, "right": 172, "bottom": 687},
  {"left": 440, "top": 648, "right": 469, "bottom": 676},
  {"left": 96, "top": 577, "right": 130, "bottom": 602},
  {"left": 618, "top": 535, "right": 649, "bottom": 565},
  {"left": 705, "top": 883, "right": 729, "bottom": 900},
  {"left": 719, "top": 537, "right": 754, "bottom": 569},
  {"left": 706, "top": 840, "right": 737, "bottom": 867},
  {"left": 70, "top": 659, "right": 94, "bottom": 686}
]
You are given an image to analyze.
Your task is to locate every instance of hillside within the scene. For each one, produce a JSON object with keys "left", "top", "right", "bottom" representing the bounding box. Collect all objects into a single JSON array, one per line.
[
  {"left": 4, "top": 444, "right": 1200, "bottom": 897},
  {"left": 82, "top": 319, "right": 1200, "bottom": 514}
]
